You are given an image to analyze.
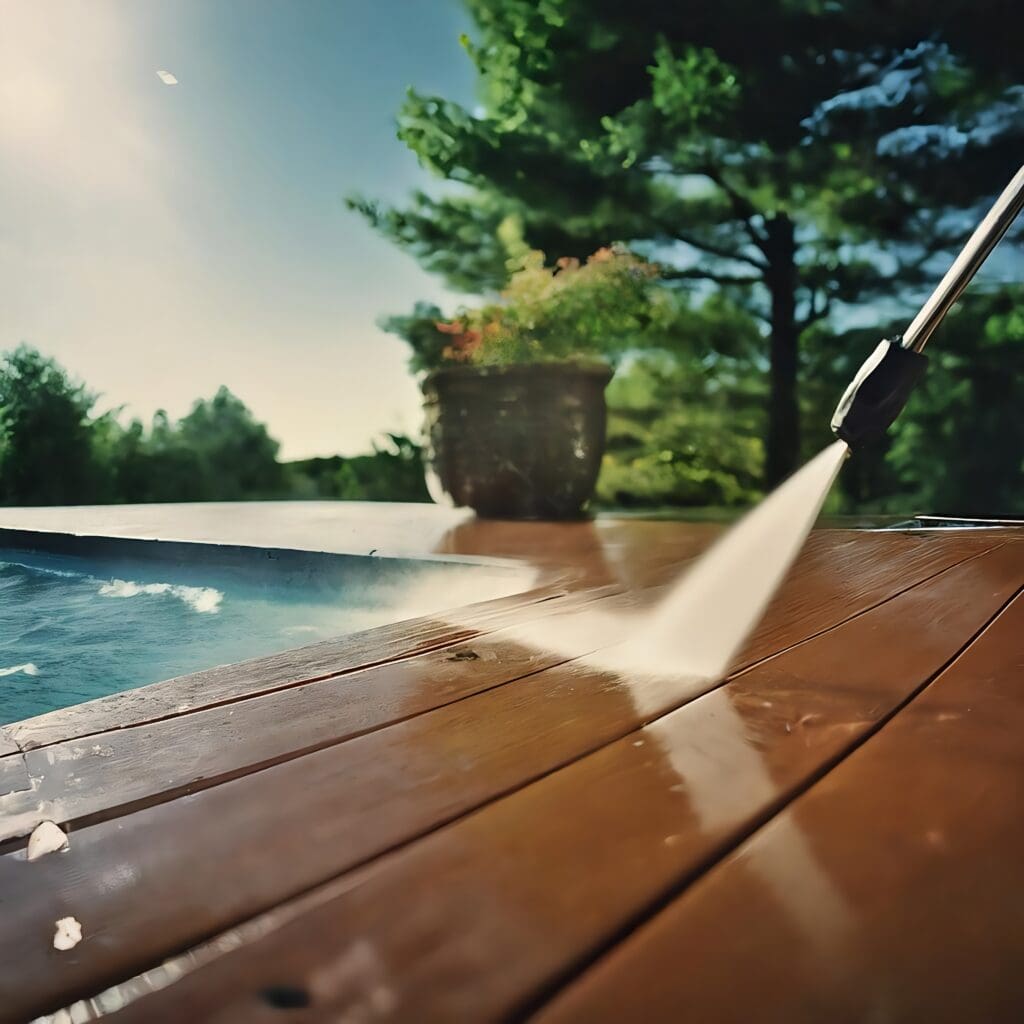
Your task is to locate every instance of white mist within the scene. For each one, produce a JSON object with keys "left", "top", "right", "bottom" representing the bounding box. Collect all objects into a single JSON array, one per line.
[{"left": 503, "top": 440, "right": 850, "bottom": 698}]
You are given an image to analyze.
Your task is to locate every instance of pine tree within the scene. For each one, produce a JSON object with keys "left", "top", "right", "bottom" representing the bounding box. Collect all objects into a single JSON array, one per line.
[{"left": 352, "top": 0, "right": 1024, "bottom": 482}]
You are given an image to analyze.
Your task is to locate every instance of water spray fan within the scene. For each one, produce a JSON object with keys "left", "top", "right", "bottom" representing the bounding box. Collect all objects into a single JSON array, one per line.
[{"left": 832, "top": 163, "right": 1024, "bottom": 447}]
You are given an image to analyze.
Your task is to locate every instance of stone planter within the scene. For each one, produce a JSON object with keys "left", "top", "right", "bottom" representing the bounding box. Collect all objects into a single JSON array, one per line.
[{"left": 422, "top": 362, "right": 613, "bottom": 520}]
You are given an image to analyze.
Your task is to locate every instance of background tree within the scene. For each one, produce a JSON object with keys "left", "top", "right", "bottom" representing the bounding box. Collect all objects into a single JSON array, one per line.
[
  {"left": 598, "top": 298, "right": 766, "bottom": 508},
  {"left": 123, "top": 410, "right": 209, "bottom": 503},
  {"left": 887, "top": 289, "right": 1024, "bottom": 515},
  {"left": 0, "top": 346, "right": 112, "bottom": 505},
  {"left": 288, "top": 434, "right": 431, "bottom": 502},
  {"left": 174, "top": 387, "right": 286, "bottom": 500},
  {"left": 0, "top": 345, "right": 432, "bottom": 506},
  {"left": 106, "top": 392, "right": 285, "bottom": 503},
  {"left": 352, "top": 0, "right": 1024, "bottom": 484}
]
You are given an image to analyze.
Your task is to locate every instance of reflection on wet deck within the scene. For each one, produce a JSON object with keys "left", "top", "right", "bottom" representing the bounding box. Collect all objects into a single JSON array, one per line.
[{"left": 0, "top": 506, "right": 1021, "bottom": 1023}]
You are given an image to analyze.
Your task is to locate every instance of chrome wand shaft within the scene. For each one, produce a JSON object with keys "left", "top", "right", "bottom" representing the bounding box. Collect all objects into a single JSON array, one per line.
[
  {"left": 832, "top": 163, "right": 1024, "bottom": 447},
  {"left": 903, "top": 163, "right": 1024, "bottom": 352}
]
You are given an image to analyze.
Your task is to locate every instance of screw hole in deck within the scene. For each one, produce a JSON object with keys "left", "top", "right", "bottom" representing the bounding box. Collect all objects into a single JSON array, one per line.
[{"left": 261, "top": 985, "right": 311, "bottom": 1010}]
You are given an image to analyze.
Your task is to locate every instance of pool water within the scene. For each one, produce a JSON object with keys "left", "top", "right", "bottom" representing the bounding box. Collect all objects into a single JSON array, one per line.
[{"left": 0, "top": 542, "right": 530, "bottom": 725}]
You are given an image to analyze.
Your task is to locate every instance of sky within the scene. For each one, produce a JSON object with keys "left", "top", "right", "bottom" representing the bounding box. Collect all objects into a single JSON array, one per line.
[{"left": 0, "top": 0, "right": 477, "bottom": 459}]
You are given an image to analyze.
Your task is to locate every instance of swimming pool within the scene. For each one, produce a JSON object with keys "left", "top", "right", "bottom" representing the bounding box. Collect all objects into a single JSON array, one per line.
[{"left": 0, "top": 530, "right": 533, "bottom": 725}]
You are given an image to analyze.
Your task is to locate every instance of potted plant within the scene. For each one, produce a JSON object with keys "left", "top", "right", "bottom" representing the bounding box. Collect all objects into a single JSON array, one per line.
[{"left": 405, "top": 245, "right": 660, "bottom": 519}]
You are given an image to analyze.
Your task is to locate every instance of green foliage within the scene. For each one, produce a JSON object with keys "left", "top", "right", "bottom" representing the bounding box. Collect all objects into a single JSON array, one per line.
[
  {"left": 348, "top": 193, "right": 510, "bottom": 293},
  {"left": 598, "top": 348, "right": 765, "bottom": 509},
  {"left": 432, "top": 245, "right": 662, "bottom": 367},
  {"left": 176, "top": 388, "right": 285, "bottom": 500},
  {"left": 103, "top": 390, "right": 284, "bottom": 503},
  {"left": 287, "top": 435, "right": 430, "bottom": 502},
  {"left": 593, "top": 291, "right": 768, "bottom": 508},
  {"left": 0, "top": 346, "right": 430, "bottom": 507},
  {"left": 0, "top": 346, "right": 113, "bottom": 505},
  {"left": 648, "top": 41, "right": 740, "bottom": 132},
  {"left": 380, "top": 302, "right": 451, "bottom": 374},
  {"left": 353, "top": 0, "right": 1024, "bottom": 485}
]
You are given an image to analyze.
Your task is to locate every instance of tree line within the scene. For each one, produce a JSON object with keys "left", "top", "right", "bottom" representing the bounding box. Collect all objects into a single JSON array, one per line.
[
  {"left": 0, "top": 345, "right": 429, "bottom": 507},
  {"left": 5, "top": 294, "right": 1020, "bottom": 517}
]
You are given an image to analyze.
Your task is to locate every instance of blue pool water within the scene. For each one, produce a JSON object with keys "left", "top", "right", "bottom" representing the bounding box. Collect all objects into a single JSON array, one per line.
[{"left": 0, "top": 540, "right": 528, "bottom": 725}]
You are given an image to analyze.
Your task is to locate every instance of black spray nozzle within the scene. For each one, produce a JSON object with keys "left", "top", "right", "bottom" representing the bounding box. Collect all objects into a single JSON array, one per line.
[
  {"left": 830, "top": 163, "right": 1024, "bottom": 449},
  {"left": 831, "top": 339, "right": 928, "bottom": 448}
]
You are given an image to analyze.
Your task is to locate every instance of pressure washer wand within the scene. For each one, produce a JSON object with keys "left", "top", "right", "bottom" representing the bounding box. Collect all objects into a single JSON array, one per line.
[{"left": 832, "top": 163, "right": 1024, "bottom": 447}]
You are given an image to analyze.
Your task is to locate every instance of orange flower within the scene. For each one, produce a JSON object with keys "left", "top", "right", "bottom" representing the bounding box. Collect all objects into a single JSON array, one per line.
[
  {"left": 588, "top": 246, "right": 614, "bottom": 263},
  {"left": 442, "top": 327, "right": 483, "bottom": 362},
  {"left": 435, "top": 320, "right": 464, "bottom": 335}
]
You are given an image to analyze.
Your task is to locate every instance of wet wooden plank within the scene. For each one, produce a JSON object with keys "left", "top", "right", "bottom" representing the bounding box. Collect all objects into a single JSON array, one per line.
[
  {"left": 434, "top": 516, "right": 724, "bottom": 590},
  {"left": 3, "top": 528, "right": 989, "bottom": 753},
  {"left": 738, "top": 528, "right": 983, "bottom": 663},
  {"left": 0, "top": 530, "right": 985, "bottom": 844},
  {"left": 535, "top": 589, "right": 1024, "bottom": 1024},
  {"left": 0, "top": 632, "right": 589, "bottom": 843},
  {"left": 3, "top": 581, "right": 575, "bottom": 751},
  {"left": 0, "top": 730, "right": 31, "bottom": 801},
  {"left": 1, "top": 518, "right": 720, "bottom": 751},
  {"left": 8, "top": 542, "right": 1020, "bottom": 1023},
  {"left": 0, "top": 751, "right": 29, "bottom": 799},
  {"left": 0, "top": 580, "right": 679, "bottom": 842}
]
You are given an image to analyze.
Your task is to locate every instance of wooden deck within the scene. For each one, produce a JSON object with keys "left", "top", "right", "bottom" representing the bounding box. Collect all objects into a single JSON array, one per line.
[{"left": 0, "top": 509, "right": 1022, "bottom": 1022}]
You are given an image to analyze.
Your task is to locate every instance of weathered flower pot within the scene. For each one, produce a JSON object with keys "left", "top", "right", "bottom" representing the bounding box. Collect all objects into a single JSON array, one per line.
[{"left": 422, "top": 362, "right": 614, "bottom": 520}]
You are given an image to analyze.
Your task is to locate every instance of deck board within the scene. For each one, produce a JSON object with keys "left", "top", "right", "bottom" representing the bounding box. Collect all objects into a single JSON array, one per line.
[
  {"left": 5, "top": 538, "right": 1018, "bottom": 1023},
  {"left": 730, "top": 529, "right": 990, "bottom": 664},
  {"left": 1, "top": 528, "right": 983, "bottom": 754},
  {"left": 0, "top": 622, "right": 596, "bottom": 843},
  {"left": 3, "top": 581, "right": 579, "bottom": 752},
  {"left": 534, "top": 588, "right": 1024, "bottom": 1024},
  {"left": 0, "top": 530, "right": 986, "bottom": 846}
]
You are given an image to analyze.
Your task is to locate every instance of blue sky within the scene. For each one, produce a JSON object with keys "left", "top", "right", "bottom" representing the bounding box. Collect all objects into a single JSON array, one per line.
[{"left": 1, "top": 0, "right": 476, "bottom": 458}]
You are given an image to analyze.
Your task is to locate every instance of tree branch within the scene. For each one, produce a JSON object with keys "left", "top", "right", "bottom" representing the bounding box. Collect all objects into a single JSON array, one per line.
[
  {"left": 701, "top": 164, "right": 771, "bottom": 253},
  {"left": 797, "top": 288, "right": 832, "bottom": 333},
  {"left": 667, "top": 225, "right": 769, "bottom": 270},
  {"left": 662, "top": 267, "right": 763, "bottom": 286}
]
